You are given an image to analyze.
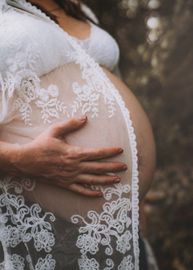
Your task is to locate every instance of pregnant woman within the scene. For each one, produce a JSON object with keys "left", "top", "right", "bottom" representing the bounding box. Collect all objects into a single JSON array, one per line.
[{"left": 0, "top": 0, "right": 156, "bottom": 269}]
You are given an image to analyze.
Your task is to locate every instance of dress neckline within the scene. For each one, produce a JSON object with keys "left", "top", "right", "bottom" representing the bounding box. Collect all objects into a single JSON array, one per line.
[{"left": 7, "top": 0, "right": 93, "bottom": 42}]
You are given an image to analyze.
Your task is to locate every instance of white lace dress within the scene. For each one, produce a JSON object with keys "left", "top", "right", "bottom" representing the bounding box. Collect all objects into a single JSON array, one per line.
[{"left": 0, "top": 1, "right": 140, "bottom": 269}]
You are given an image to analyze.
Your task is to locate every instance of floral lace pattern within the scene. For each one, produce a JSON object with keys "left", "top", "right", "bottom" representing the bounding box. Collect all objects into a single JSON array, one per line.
[
  {"left": 71, "top": 82, "right": 116, "bottom": 118},
  {"left": 1, "top": 44, "right": 117, "bottom": 125},
  {"left": 71, "top": 184, "right": 134, "bottom": 269},
  {"left": 1, "top": 42, "right": 67, "bottom": 125},
  {"left": 118, "top": 255, "right": 134, "bottom": 270},
  {"left": 0, "top": 254, "right": 24, "bottom": 270},
  {"left": 0, "top": 177, "right": 56, "bottom": 269},
  {"left": 0, "top": 1, "right": 140, "bottom": 269}
]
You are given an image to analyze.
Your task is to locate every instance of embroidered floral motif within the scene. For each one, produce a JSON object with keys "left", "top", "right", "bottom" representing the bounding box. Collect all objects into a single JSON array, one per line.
[
  {"left": 0, "top": 254, "right": 25, "bottom": 270},
  {"left": 1, "top": 69, "right": 67, "bottom": 125},
  {"left": 10, "top": 254, "right": 25, "bottom": 270},
  {"left": 71, "top": 184, "right": 133, "bottom": 269},
  {"left": 34, "top": 254, "right": 56, "bottom": 270},
  {"left": 116, "top": 230, "right": 132, "bottom": 254},
  {"left": 0, "top": 39, "right": 68, "bottom": 125},
  {"left": 69, "top": 48, "right": 117, "bottom": 118},
  {"left": 0, "top": 177, "right": 56, "bottom": 269},
  {"left": 71, "top": 78, "right": 116, "bottom": 118},
  {"left": 78, "top": 255, "right": 99, "bottom": 270},
  {"left": 13, "top": 69, "right": 40, "bottom": 125},
  {"left": 76, "top": 234, "right": 99, "bottom": 255},
  {"left": 34, "top": 229, "right": 55, "bottom": 253},
  {"left": 71, "top": 82, "right": 100, "bottom": 118},
  {"left": 35, "top": 85, "right": 67, "bottom": 124},
  {"left": 118, "top": 255, "right": 134, "bottom": 270}
]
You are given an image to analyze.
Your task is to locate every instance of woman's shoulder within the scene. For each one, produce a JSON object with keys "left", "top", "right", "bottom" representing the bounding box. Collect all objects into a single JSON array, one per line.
[{"left": 0, "top": 5, "right": 72, "bottom": 76}]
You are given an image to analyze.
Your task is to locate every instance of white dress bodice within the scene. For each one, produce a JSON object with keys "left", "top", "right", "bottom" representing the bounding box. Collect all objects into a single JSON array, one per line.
[
  {"left": 76, "top": 22, "right": 120, "bottom": 71},
  {"left": 77, "top": 4, "right": 120, "bottom": 71}
]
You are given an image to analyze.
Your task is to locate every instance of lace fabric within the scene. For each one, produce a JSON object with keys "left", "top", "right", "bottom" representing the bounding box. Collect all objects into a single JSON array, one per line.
[{"left": 0, "top": 1, "right": 139, "bottom": 269}]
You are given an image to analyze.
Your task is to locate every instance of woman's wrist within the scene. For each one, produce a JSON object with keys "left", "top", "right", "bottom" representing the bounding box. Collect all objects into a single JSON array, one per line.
[{"left": 0, "top": 141, "right": 24, "bottom": 176}]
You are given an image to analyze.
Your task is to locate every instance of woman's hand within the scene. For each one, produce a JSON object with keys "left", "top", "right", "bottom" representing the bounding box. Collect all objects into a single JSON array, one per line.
[{"left": 10, "top": 116, "right": 127, "bottom": 197}]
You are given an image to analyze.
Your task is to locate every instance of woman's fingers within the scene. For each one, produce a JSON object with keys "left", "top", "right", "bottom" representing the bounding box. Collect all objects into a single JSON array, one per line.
[
  {"left": 80, "top": 161, "right": 127, "bottom": 174},
  {"left": 49, "top": 116, "right": 87, "bottom": 138},
  {"left": 76, "top": 173, "right": 120, "bottom": 185},
  {"left": 65, "top": 183, "right": 103, "bottom": 197},
  {"left": 79, "top": 146, "right": 123, "bottom": 161},
  {"left": 38, "top": 177, "right": 102, "bottom": 197}
]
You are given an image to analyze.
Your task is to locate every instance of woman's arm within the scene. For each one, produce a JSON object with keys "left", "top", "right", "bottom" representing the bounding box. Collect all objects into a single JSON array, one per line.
[
  {"left": 0, "top": 116, "right": 127, "bottom": 197},
  {"left": 0, "top": 141, "right": 21, "bottom": 177}
]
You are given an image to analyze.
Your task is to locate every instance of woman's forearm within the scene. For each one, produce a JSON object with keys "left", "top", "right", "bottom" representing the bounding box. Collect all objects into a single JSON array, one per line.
[{"left": 0, "top": 141, "right": 20, "bottom": 176}]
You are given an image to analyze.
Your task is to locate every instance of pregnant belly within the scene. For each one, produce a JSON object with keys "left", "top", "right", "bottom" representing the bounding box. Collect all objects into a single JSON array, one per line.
[{"left": 0, "top": 64, "right": 155, "bottom": 220}]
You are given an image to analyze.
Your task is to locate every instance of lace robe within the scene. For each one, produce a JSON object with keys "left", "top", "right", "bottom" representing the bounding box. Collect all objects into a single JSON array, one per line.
[{"left": 0, "top": 1, "right": 139, "bottom": 269}]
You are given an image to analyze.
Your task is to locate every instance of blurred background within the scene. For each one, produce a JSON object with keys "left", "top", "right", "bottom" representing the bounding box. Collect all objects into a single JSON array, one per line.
[{"left": 85, "top": 1, "right": 193, "bottom": 269}]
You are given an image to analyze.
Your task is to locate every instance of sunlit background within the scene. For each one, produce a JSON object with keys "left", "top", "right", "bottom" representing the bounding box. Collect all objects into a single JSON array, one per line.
[{"left": 85, "top": 1, "right": 193, "bottom": 269}]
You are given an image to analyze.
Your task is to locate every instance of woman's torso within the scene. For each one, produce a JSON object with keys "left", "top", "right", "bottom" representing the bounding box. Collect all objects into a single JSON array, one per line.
[
  {"left": 0, "top": 2, "right": 155, "bottom": 269},
  {"left": 50, "top": 3, "right": 120, "bottom": 72},
  {"left": 0, "top": 1, "right": 154, "bottom": 198}
]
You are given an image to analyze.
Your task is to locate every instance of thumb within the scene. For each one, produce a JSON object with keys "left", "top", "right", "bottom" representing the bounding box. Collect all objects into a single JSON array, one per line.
[{"left": 49, "top": 116, "right": 87, "bottom": 138}]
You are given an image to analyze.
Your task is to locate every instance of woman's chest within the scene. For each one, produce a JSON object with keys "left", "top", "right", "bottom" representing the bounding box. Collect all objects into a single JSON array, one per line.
[
  {"left": 54, "top": 10, "right": 91, "bottom": 40},
  {"left": 55, "top": 10, "right": 120, "bottom": 71}
]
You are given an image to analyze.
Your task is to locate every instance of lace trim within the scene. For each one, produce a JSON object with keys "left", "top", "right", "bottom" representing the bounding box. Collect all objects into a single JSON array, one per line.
[{"left": 68, "top": 35, "right": 140, "bottom": 269}]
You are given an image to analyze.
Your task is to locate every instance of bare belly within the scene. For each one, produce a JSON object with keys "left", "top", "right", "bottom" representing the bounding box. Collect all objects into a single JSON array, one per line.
[
  {"left": 0, "top": 64, "right": 155, "bottom": 220},
  {"left": 104, "top": 68, "right": 156, "bottom": 200}
]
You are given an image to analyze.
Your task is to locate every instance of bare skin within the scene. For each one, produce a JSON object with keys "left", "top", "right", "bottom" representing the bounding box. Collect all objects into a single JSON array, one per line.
[
  {"left": 30, "top": 0, "right": 92, "bottom": 39},
  {"left": 0, "top": 0, "right": 156, "bottom": 200},
  {"left": 32, "top": 0, "right": 156, "bottom": 198},
  {"left": 0, "top": 116, "right": 127, "bottom": 197},
  {"left": 104, "top": 69, "right": 156, "bottom": 200}
]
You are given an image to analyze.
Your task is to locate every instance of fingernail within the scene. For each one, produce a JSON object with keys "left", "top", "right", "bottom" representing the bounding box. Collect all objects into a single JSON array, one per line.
[
  {"left": 123, "top": 165, "right": 128, "bottom": 170},
  {"left": 119, "top": 148, "right": 124, "bottom": 153},
  {"left": 80, "top": 116, "right": 87, "bottom": 121},
  {"left": 113, "top": 175, "right": 121, "bottom": 181},
  {"left": 114, "top": 178, "right": 120, "bottom": 183},
  {"left": 97, "top": 192, "right": 103, "bottom": 197}
]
